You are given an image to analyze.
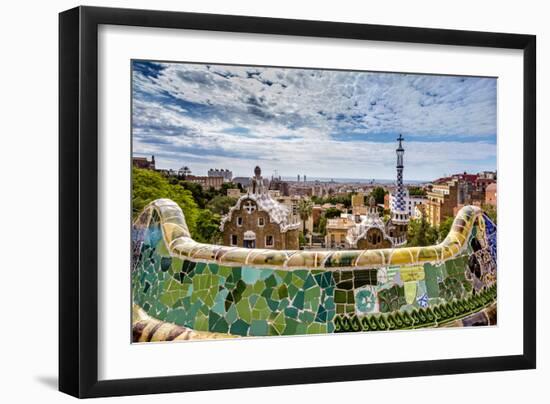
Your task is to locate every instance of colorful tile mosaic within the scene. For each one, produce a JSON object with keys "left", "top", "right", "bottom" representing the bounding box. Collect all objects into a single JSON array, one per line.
[{"left": 131, "top": 199, "right": 497, "bottom": 342}]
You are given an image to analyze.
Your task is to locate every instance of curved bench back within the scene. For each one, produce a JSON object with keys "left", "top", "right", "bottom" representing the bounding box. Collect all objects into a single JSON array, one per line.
[{"left": 132, "top": 199, "right": 497, "bottom": 338}]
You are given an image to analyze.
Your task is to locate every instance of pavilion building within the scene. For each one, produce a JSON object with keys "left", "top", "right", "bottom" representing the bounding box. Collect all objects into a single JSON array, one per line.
[{"left": 220, "top": 166, "right": 301, "bottom": 249}]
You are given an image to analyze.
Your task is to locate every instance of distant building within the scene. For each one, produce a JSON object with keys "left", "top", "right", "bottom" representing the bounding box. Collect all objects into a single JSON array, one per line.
[
  {"left": 226, "top": 188, "right": 243, "bottom": 199},
  {"left": 311, "top": 183, "right": 328, "bottom": 197},
  {"left": 208, "top": 168, "right": 233, "bottom": 182},
  {"left": 310, "top": 203, "right": 344, "bottom": 230},
  {"left": 384, "top": 193, "right": 390, "bottom": 210},
  {"left": 185, "top": 175, "right": 224, "bottom": 190},
  {"left": 426, "top": 171, "right": 496, "bottom": 226},
  {"left": 269, "top": 176, "right": 290, "bottom": 196},
  {"left": 485, "top": 183, "right": 497, "bottom": 206},
  {"left": 178, "top": 166, "right": 192, "bottom": 177},
  {"left": 351, "top": 192, "right": 365, "bottom": 207},
  {"left": 232, "top": 177, "right": 251, "bottom": 189},
  {"left": 426, "top": 180, "right": 459, "bottom": 226},
  {"left": 389, "top": 190, "right": 427, "bottom": 219},
  {"left": 351, "top": 192, "right": 368, "bottom": 215},
  {"left": 220, "top": 167, "right": 301, "bottom": 249},
  {"left": 289, "top": 185, "right": 313, "bottom": 197},
  {"left": 433, "top": 171, "right": 495, "bottom": 205},
  {"left": 325, "top": 216, "right": 355, "bottom": 249},
  {"left": 474, "top": 177, "right": 496, "bottom": 200},
  {"left": 133, "top": 155, "right": 155, "bottom": 170},
  {"left": 478, "top": 171, "right": 497, "bottom": 180}
]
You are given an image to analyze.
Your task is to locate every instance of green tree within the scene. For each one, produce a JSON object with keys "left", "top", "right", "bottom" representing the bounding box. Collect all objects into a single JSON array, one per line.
[
  {"left": 369, "top": 187, "right": 388, "bottom": 205},
  {"left": 317, "top": 215, "right": 328, "bottom": 236},
  {"left": 297, "top": 199, "right": 314, "bottom": 234},
  {"left": 407, "top": 215, "right": 439, "bottom": 247},
  {"left": 482, "top": 203, "right": 497, "bottom": 224},
  {"left": 324, "top": 207, "right": 343, "bottom": 219},
  {"left": 194, "top": 209, "right": 221, "bottom": 244},
  {"left": 206, "top": 195, "right": 238, "bottom": 215},
  {"left": 298, "top": 232, "right": 306, "bottom": 248},
  {"left": 132, "top": 167, "right": 199, "bottom": 234},
  {"left": 221, "top": 182, "right": 243, "bottom": 192},
  {"left": 178, "top": 180, "right": 207, "bottom": 208},
  {"left": 311, "top": 195, "right": 322, "bottom": 204},
  {"left": 311, "top": 193, "right": 352, "bottom": 208},
  {"left": 438, "top": 216, "right": 455, "bottom": 241},
  {"left": 426, "top": 226, "right": 439, "bottom": 245},
  {"left": 408, "top": 186, "right": 427, "bottom": 197}
]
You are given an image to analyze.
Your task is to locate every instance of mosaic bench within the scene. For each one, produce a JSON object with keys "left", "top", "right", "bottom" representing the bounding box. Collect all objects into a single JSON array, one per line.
[{"left": 132, "top": 199, "right": 497, "bottom": 342}]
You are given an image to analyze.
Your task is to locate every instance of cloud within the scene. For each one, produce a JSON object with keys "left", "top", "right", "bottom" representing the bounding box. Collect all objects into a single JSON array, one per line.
[{"left": 132, "top": 61, "right": 497, "bottom": 180}]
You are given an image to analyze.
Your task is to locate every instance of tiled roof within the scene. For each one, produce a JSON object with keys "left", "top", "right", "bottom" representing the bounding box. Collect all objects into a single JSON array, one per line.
[
  {"left": 346, "top": 212, "right": 392, "bottom": 247},
  {"left": 220, "top": 192, "right": 301, "bottom": 232}
]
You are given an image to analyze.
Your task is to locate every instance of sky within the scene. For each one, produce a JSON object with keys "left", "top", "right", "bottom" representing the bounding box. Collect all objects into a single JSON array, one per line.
[{"left": 132, "top": 60, "right": 497, "bottom": 181}]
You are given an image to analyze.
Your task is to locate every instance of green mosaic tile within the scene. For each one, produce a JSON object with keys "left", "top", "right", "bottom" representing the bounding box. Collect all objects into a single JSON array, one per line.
[
  {"left": 278, "top": 299, "right": 290, "bottom": 311},
  {"left": 292, "top": 291, "right": 305, "bottom": 310},
  {"left": 225, "top": 303, "right": 238, "bottom": 324},
  {"left": 283, "top": 318, "right": 300, "bottom": 335},
  {"left": 298, "top": 310, "right": 315, "bottom": 323},
  {"left": 211, "top": 289, "right": 228, "bottom": 315},
  {"left": 194, "top": 312, "right": 208, "bottom": 331},
  {"left": 242, "top": 266, "right": 261, "bottom": 284},
  {"left": 303, "top": 274, "right": 316, "bottom": 290},
  {"left": 304, "top": 286, "right": 321, "bottom": 302},
  {"left": 284, "top": 306, "right": 298, "bottom": 319},
  {"left": 230, "top": 319, "right": 249, "bottom": 336},
  {"left": 272, "top": 312, "right": 286, "bottom": 335},
  {"left": 235, "top": 299, "right": 252, "bottom": 323},
  {"left": 334, "top": 289, "right": 347, "bottom": 303},
  {"left": 250, "top": 320, "right": 269, "bottom": 336},
  {"left": 291, "top": 273, "right": 305, "bottom": 289}
]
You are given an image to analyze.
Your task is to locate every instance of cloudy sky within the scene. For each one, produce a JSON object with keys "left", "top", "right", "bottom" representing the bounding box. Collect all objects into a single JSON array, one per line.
[{"left": 132, "top": 60, "right": 497, "bottom": 181}]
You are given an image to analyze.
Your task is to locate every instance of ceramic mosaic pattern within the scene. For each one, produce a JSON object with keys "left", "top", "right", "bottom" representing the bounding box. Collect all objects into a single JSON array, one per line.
[{"left": 131, "top": 199, "right": 497, "bottom": 341}]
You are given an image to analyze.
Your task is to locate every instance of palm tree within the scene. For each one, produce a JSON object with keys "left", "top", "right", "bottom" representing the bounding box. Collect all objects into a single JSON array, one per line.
[{"left": 297, "top": 198, "right": 314, "bottom": 234}]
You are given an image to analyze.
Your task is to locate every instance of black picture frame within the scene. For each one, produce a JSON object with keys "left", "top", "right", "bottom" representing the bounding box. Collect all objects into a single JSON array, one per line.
[{"left": 59, "top": 6, "right": 536, "bottom": 398}]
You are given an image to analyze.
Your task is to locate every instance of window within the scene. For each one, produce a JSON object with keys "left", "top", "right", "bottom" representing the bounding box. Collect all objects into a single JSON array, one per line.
[
  {"left": 230, "top": 234, "right": 238, "bottom": 246},
  {"left": 237, "top": 216, "right": 243, "bottom": 226},
  {"left": 258, "top": 217, "right": 265, "bottom": 226},
  {"left": 265, "top": 235, "right": 274, "bottom": 247}
]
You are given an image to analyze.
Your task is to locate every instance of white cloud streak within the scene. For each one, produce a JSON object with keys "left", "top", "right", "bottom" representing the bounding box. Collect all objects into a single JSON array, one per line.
[{"left": 132, "top": 61, "right": 497, "bottom": 180}]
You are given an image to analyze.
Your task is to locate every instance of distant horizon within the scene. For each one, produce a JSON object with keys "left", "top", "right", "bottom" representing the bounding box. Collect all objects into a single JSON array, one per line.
[
  {"left": 135, "top": 154, "right": 497, "bottom": 184},
  {"left": 132, "top": 61, "right": 497, "bottom": 181}
]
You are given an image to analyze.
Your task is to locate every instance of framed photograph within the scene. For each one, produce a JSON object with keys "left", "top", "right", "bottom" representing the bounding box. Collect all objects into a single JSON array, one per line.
[{"left": 59, "top": 6, "right": 536, "bottom": 398}]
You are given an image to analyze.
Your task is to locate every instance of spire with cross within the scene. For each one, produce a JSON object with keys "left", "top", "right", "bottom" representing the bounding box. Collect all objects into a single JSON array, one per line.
[{"left": 392, "top": 133, "right": 409, "bottom": 226}]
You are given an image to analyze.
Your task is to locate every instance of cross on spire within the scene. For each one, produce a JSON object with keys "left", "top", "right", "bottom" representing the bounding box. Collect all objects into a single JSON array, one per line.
[{"left": 397, "top": 134, "right": 404, "bottom": 149}]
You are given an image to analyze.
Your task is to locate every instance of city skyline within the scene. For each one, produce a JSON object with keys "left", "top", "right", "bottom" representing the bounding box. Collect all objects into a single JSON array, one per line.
[{"left": 132, "top": 61, "right": 497, "bottom": 181}]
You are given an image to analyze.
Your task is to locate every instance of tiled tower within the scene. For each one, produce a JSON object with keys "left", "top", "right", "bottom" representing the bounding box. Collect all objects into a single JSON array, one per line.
[{"left": 391, "top": 134, "right": 409, "bottom": 241}]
